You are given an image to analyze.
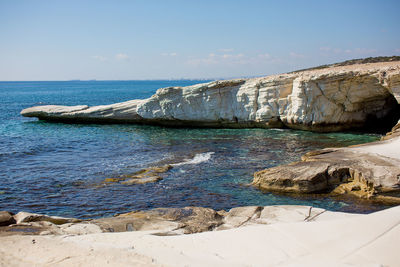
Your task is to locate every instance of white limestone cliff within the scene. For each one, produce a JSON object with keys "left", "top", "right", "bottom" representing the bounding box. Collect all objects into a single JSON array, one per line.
[{"left": 21, "top": 61, "right": 400, "bottom": 132}]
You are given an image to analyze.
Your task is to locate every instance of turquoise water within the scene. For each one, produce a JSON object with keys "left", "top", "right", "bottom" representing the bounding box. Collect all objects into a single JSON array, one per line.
[{"left": 0, "top": 81, "right": 386, "bottom": 218}]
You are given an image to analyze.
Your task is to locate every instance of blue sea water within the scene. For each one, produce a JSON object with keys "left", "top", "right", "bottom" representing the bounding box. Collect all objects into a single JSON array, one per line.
[{"left": 0, "top": 81, "right": 389, "bottom": 218}]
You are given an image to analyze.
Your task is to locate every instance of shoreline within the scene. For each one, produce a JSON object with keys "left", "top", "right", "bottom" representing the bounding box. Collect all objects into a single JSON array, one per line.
[
  {"left": 253, "top": 119, "right": 400, "bottom": 202},
  {"left": 2, "top": 118, "right": 398, "bottom": 265},
  {"left": 0, "top": 205, "right": 363, "bottom": 237},
  {"left": 5, "top": 58, "right": 400, "bottom": 265},
  {"left": 1, "top": 205, "right": 399, "bottom": 266},
  {"left": 18, "top": 59, "right": 400, "bottom": 202},
  {"left": 21, "top": 60, "right": 400, "bottom": 133}
]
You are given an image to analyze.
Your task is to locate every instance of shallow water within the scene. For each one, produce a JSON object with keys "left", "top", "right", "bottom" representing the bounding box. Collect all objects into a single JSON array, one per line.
[{"left": 0, "top": 81, "right": 387, "bottom": 218}]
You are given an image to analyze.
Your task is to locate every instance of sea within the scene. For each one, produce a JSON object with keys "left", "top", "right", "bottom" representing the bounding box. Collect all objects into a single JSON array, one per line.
[{"left": 0, "top": 80, "right": 391, "bottom": 219}]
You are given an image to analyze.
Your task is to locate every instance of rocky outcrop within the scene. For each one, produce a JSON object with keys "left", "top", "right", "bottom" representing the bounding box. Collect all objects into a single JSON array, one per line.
[
  {"left": 0, "top": 205, "right": 356, "bottom": 236},
  {"left": 382, "top": 119, "right": 400, "bottom": 140},
  {"left": 103, "top": 165, "right": 172, "bottom": 185},
  {"left": 94, "top": 207, "right": 223, "bottom": 235},
  {"left": 253, "top": 149, "right": 400, "bottom": 197},
  {"left": 18, "top": 59, "right": 400, "bottom": 200},
  {"left": 0, "top": 211, "right": 98, "bottom": 236},
  {"left": 1, "top": 206, "right": 399, "bottom": 267},
  {"left": 21, "top": 100, "right": 145, "bottom": 123},
  {"left": 93, "top": 205, "right": 354, "bottom": 234},
  {"left": 253, "top": 121, "right": 400, "bottom": 201},
  {"left": 21, "top": 61, "right": 400, "bottom": 132},
  {"left": 13, "top": 211, "right": 81, "bottom": 225},
  {"left": 0, "top": 211, "right": 15, "bottom": 226}
]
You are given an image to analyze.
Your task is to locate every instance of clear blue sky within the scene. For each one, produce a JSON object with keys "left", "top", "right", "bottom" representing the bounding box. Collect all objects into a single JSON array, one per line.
[{"left": 1, "top": 0, "right": 399, "bottom": 80}]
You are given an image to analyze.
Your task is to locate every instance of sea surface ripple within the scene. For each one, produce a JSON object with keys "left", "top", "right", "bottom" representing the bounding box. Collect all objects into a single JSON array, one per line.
[{"left": 0, "top": 81, "right": 387, "bottom": 218}]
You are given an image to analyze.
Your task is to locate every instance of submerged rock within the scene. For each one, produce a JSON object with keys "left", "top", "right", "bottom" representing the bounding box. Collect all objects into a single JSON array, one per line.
[
  {"left": 21, "top": 60, "right": 400, "bottom": 132},
  {"left": 17, "top": 58, "right": 400, "bottom": 215},
  {"left": 103, "top": 165, "right": 172, "bottom": 185}
]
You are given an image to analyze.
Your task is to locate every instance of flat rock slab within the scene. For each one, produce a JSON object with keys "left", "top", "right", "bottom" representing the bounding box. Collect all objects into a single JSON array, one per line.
[
  {"left": 253, "top": 135, "right": 400, "bottom": 200},
  {"left": 0, "top": 206, "right": 398, "bottom": 266},
  {"left": 21, "top": 100, "right": 145, "bottom": 123},
  {"left": 94, "top": 207, "right": 223, "bottom": 235},
  {"left": 0, "top": 205, "right": 358, "bottom": 237},
  {"left": 14, "top": 211, "right": 81, "bottom": 225}
]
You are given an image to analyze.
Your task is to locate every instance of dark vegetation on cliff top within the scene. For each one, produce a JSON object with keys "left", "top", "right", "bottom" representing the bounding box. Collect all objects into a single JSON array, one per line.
[{"left": 290, "top": 56, "right": 400, "bottom": 73}]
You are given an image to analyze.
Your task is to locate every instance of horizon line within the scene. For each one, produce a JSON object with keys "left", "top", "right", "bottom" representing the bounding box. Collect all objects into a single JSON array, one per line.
[{"left": 0, "top": 76, "right": 265, "bottom": 83}]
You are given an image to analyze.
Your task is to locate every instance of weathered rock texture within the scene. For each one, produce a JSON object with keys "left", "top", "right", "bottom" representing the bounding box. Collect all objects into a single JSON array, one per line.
[
  {"left": 103, "top": 165, "right": 172, "bottom": 185},
  {"left": 253, "top": 149, "right": 400, "bottom": 197},
  {"left": 253, "top": 121, "right": 400, "bottom": 201},
  {"left": 0, "top": 211, "right": 15, "bottom": 226},
  {"left": 21, "top": 61, "right": 400, "bottom": 132},
  {"left": 1, "top": 206, "right": 398, "bottom": 267},
  {"left": 0, "top": 205, "right": 354, "bottom": 236},
  {"left": 382, "top": 119, "right": 400, "bottom": 140}
]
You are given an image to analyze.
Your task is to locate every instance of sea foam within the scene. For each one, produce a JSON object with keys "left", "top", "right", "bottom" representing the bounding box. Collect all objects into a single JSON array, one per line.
[{"left": 171, "top": 152, "right": 214, "bottom": 167}]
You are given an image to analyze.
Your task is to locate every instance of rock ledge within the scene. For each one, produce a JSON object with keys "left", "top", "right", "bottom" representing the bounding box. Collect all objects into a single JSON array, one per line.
[{"left": 21, "top": 60, "right": 400, "bottom": 132}]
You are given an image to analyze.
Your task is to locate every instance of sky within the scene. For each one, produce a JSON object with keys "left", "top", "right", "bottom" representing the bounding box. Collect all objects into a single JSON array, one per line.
[{"left": 0, "top": 0, "right": 399, "bottom": 81}]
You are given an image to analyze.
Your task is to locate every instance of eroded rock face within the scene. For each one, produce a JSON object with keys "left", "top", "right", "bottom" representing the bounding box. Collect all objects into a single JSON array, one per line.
[
  {"left": 253, "top": 141, "right": 400, "bottom": 200},
  {"left": 382, "top": 119, "right": 400, "bottom": 140},
  {"left": 21, "top": 61, "right": 400, "bottom": 132}
]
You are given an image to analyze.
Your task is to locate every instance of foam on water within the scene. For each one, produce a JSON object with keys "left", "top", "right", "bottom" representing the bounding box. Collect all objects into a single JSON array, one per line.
[
  {"left": 171, "top": 152, "right": 215, "bottom": 167},
  {"left": 0, "top": 81, "right": 387, "bottom": 218}
]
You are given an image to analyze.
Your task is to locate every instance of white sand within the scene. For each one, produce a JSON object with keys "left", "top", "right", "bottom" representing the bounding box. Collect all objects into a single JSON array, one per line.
[{"left": 1, "top": 205, "right": 399, "bottom": 266}]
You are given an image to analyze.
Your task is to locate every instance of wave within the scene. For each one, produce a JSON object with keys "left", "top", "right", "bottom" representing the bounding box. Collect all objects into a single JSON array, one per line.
[{"left": 171, "top": 152, "right": 214, "bottom": 167}]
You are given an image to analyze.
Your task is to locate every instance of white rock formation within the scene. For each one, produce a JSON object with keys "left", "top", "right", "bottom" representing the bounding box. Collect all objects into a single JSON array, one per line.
[
  {"left": 21, "top": 61, "right": 400, "bottom": 132},
  {"left": 1, "top": 206, "right": 400, "bottom": 266}
]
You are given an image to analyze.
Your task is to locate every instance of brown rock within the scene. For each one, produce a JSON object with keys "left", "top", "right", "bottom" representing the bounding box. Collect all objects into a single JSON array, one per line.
[
  {"left": 0, "top": 211, "right": 16, "bottom": 226},
  {"left": 104, "top": 165, "right": 172, "bottom": 185},
  {"left": 1, "top": 205, "right": 359, "bottom": 237},
  {"left": 253, "top": 149, "right": 400, "bottom": 199},
  {"left": 93, "top": 207, "right": 223, "bottom": 234},
  {"left": 254, "top": 161, "right": 332, "bottom": 193}
]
